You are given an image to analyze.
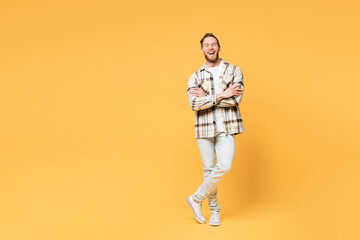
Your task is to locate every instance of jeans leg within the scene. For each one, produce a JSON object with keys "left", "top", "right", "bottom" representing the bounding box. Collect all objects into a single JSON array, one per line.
[
  {"left": 192, "top": 137, "right": 217, "bottom": 208},
  {"left": 198, "top": 137, "right": 220, "bottom": 212},
  {"left": 192, "top": 133, "right": 235, "bottom": 211}
]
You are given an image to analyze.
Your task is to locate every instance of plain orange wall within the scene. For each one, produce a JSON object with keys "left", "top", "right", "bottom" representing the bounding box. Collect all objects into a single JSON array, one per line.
[{"left": 1, "top": 0, "right": 359, "bottom": 239}]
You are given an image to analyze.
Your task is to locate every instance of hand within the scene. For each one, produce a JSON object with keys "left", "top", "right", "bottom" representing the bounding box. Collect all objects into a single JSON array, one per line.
[
  {"left": 190, "top": 87, "right": 206, "bottom": 97},
  {"left": 220, "top": 83, "right": 243, "bottom": 99}
]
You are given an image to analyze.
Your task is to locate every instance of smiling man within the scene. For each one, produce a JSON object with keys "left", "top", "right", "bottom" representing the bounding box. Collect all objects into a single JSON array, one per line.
[{"left": 186, "top": 33, "right": 245, "bottom": 226}]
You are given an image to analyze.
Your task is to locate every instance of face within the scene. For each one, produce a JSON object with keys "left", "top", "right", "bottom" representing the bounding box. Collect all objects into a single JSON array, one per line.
[{"left": 201, "top": 37, "right": 221, "bottom": 63}]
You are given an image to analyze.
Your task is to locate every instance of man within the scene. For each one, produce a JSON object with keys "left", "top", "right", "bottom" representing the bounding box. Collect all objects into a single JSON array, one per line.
[{"left": 186, "top": 33, "right": 245, "bottom": 226}]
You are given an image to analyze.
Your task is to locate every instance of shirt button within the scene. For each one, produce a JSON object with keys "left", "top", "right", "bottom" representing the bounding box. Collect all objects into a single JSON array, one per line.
[
  {"left": 211, "top": 88, "right": 214, "bottom": 90},
  {"left": 213, "top": 121, "right": 216, "bottom": 124}
]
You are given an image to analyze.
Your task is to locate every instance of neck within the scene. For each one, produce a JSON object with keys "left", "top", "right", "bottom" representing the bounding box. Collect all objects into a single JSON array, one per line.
[{"left": 206, "top": 58, "right": 221, "bottom": 68}]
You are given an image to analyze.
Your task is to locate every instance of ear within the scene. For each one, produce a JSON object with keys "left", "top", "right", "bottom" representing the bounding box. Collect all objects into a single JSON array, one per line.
[
  {"left": 200, "top": 48, "right": 204, "bottom": 53},
  {"left": 218, "top": 46, "right": 221, "bottom": 52}
]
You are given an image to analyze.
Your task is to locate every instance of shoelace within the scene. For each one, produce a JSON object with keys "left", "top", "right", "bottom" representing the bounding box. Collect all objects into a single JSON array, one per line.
[{"left": 209, "top": 210, "right": 220, "bottom": 214}]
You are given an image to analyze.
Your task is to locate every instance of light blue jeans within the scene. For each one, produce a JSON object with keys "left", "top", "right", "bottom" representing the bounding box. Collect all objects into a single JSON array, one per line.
[{"left": 192, "top": 132, "right": 235, "bottom": 212}]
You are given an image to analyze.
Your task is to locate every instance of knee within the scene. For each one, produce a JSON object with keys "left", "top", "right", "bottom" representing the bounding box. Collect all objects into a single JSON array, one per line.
[
  {"left": 218, "top": 164, "right": 232, "bottom": 174},
  {"left": 203, "top": 164, "right": 216, "bottom": 172}
]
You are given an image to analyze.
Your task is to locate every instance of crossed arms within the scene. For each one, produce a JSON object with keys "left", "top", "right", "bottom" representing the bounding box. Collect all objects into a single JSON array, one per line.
[{"left": 187, "top": 67, "right": 244, "bottom": 111}]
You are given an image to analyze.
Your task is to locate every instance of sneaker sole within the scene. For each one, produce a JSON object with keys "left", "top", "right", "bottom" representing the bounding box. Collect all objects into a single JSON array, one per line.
[
  {"left": 209, "top": 221, "right": 221, "bottom": 226},
  {"left": 186, "top": 197, "right": 206, "bottom": 224}
]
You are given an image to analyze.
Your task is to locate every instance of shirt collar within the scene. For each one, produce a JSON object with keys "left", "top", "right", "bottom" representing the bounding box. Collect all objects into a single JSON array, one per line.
[{"left": 199, "top": 58, "right": 229, "bottom": 72}]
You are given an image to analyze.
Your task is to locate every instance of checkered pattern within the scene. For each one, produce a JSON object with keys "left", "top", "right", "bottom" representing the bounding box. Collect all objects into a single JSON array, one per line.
[{"left": 187, "top": 59, "right": 245, "bottom": 138}]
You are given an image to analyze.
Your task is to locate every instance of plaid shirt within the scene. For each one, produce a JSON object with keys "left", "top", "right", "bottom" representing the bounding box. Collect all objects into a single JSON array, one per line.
[{"left": 187, "top": 59, "right": 245, "bottom": 138}]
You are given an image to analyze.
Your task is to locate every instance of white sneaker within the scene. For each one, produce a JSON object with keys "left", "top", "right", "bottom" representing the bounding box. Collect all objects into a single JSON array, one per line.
[
  {"left": 209, "top": 211, "right": 220, "bottom": 226},
  {"left": 186, "top": 196, "right": 206, "bottom": 223}
]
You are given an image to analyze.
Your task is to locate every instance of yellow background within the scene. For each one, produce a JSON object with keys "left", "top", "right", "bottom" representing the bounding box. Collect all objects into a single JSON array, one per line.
[{"left": 1, "top": 0, "right": 359, "bottom": 239}]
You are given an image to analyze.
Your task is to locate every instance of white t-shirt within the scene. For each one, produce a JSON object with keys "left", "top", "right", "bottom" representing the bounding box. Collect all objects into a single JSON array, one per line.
[{"left": 206, "top": 60, "right": 225, "bottom": 133}]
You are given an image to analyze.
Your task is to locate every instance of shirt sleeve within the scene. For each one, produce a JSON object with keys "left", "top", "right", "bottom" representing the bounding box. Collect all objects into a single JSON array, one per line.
[
  {"left": 216, "top": 66, "right": 244, "bottom": 107},
  {"left": 187, "top": 72, "right": 218, "bottom": 111}
]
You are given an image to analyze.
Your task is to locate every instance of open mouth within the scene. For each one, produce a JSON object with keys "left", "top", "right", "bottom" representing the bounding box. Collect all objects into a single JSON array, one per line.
[{"left": 208, "top": 52, "right": 216, "bottom": 55}]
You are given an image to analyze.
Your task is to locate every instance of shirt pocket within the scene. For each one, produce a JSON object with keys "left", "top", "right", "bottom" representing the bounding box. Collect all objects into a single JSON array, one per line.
[
  {"left": 221, "top": 74, "right": 235, "bottom": 90},
  {"left": 198, "top": 79, "right": 212, "bottom": 95}
]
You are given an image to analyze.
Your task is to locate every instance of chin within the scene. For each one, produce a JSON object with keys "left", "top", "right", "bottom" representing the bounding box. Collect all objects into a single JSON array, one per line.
[
  {"left": 208, "top": 57, "right": 219, "bottom": 63},
  {"left": 205, "top": 53, "right": 219, "bottom": 63}
]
